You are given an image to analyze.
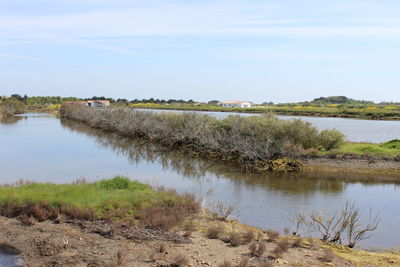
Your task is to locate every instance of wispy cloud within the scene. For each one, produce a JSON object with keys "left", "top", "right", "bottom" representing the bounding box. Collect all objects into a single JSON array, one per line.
[
  {"left": 0, "top": 53, "right": 43, "bottom": 61},
  {"left": 1, "top": 1, "right": 400, "bottom": 42}
]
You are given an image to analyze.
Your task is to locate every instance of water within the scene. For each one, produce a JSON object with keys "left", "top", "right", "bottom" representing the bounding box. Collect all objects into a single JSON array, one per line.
[
  {"left": 0, "top": 245, "right": 22, "bottom": 267},
  {"left": 1, "top": 114, "right": 399, "bottom": 249},
  {"left": 136, "top": 108, "right": 400, "bottom": 143}
]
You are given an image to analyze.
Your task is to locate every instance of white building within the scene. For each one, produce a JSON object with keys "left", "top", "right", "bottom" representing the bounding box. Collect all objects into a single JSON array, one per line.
[
  {"left": 87, "top": 100, "right": 110, "bottom": 107},
  {"left": 218, "top": 101, "right": 252, "bottom": 108}
]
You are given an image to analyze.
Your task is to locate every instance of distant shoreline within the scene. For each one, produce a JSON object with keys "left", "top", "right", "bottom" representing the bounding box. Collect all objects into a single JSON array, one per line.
[{"left": 131, "top": 105, "right": 400, "bottom": 121}]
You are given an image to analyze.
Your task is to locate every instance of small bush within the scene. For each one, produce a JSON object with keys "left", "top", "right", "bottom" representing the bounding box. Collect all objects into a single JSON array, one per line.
[
  {"left": 266, "top": 230, "right": 280, "bottom": 242},
  {"left": 249, "top": 242, "right": 266, "bottom": 257},
  {"left": 292, "top": 237, "right": 303, "bottom": 248},
  {"left": 242, "top": 230, "right": 255, "bottom": 244},
  {"left": 321, "top": 248, "right": 335, "bottom": 262},
  {"left": 271, "top": 239, "right": 290, "bottom": 258},
  {"left": 317, "top": 130, "right": 345, "bottom": 150},
  {"left": 96, "top": 176, "right": 131, "bottom": 190},
  {"left": 183, "top": 230, "right": 193, "bottom": 238},
  {"left": 229, "top": 232, "right": 242, "bottom": 247},
  {"left": 380, "top": 139, "right": 400, "bottom": 149},
  {"left": 207, "top": 225, "right": 224, "bottom": 239},
  {"left": 172, "top": 254, "right": 189, "bottom": 267},
  {"left": 17, "top": 214, "right": 35, "bottom": 226}
]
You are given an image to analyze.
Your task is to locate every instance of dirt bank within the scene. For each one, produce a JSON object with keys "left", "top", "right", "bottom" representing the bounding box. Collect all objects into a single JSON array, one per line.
[
  {"left": 304, "top": 157, "right": 400, "bottom": 178},
  {"left": 1, "top": 213, "right": 400, "bottom": 267}
]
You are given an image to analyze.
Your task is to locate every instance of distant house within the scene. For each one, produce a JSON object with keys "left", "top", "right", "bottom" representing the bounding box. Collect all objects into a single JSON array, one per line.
[
  {"left": 218, "top": 101, "right": 252, "bottom": 108},
  {"left": 87, "top": 100, "right": 110, "bottom": 107},
  {"left": 63, "top": 100, "right": 110, "bottom": 107}
]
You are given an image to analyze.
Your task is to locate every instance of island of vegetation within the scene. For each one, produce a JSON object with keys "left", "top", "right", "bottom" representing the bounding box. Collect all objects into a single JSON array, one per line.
[
  {"left": 1, "top": 177, "right": 399, "bottom": 266},
  {"left": 59, "top": 103, "right": 400, "bottom": 176}
]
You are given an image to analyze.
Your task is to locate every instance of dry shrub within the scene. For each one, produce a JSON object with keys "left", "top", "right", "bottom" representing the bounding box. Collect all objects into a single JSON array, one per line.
[
  {"left": 171, "top": 254, "right": 189, "bottom": 267},
  {"left": 209, "top": 201, "right": 234, "bottom": 221},
  {"left": 218, "top": 261, "right": 233, "bottom": 267},
  {"left": 292, "top": 237, "right": 303, "bottom": 248},
  {"left": 272, "top": 239, "right": 290, "bottom": 258},
  {"left": 207, "top": 225, "right": 224, "bottom": 239},
  {"left": 61, "top": 206, "right": 94, "bottom": 221},
  {"left": 266, "top": 230, "right": 279, "bottom": 242},
  {"left": 242, "top": 230, "right": 255, "bottom": 244},
  {"left": 229, "top": 232, "right": 242, "bottom": 247},
  {"left": 249, "top": 242, "right": 266, "bottom": 257},
  {"left": 321, "top": 248, "right": 335, "bottom": 262},
  {"left": 137, "top": 198, "right": 199, "bottom": 231},
  {"left": 183, "top": 231, "right": 193, "bottom": 239},
  {"left": 17, "top": 214, "right": 35, "bottom": 226}
]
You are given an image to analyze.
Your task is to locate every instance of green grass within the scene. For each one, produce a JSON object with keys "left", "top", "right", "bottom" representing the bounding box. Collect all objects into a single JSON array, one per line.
[
  {"left": 324, "top": 140, "right": 400, "bottom": 157},
  {"left": 0, "top": 177, "right": 196, "bottom": 220}
]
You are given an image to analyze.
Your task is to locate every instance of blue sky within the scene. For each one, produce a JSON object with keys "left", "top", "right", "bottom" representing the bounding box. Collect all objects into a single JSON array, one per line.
[{"left": 1, "top": 0, "right": 400, "bottom": 103}]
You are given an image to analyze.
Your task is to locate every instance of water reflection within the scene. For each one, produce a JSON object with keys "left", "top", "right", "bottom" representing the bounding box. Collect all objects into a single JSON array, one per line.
[{"left": 0, "top": 116, "right": 22, "bottom": 125}]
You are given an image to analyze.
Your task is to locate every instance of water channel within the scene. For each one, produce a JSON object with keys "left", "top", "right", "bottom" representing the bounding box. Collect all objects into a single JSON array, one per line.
[{"left": 0, "top": 113, "right": 399, "bottom": 249}]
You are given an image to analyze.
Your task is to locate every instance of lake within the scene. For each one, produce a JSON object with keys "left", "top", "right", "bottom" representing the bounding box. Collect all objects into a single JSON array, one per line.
[{"left": 0, "top": 113, "right": 399, "bottom": 249}]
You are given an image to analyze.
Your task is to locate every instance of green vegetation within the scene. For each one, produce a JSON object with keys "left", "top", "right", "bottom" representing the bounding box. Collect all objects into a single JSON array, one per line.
[
  {"left": 0, "top": 177, "right": 199, "bottom": 229},
  {"left": 0, "top": 96, "right": 25, "bottom": 118},
  {"left": 327, "top": 140, "right": 400, "bottom": 157}
]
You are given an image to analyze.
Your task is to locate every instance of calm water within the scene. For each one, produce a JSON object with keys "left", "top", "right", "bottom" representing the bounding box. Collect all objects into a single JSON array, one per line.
[
  {"left": 138, "top": 108, "right": 400, "bottom": 143},
  {"left": 1, "top": 114, "right": 399, "bottom": 249},
  {"left": 0, "top": 246, "right": 22, "bottom": 267}
]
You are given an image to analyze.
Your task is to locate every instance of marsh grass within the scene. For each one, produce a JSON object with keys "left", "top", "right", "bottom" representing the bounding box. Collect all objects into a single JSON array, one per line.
[{"left": 0, "top": 177, "right": 199, "bottom": 229}]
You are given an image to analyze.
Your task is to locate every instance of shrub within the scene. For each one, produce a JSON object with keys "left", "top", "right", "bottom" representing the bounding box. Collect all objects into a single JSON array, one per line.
[
  {"left": 229, "top": 232, "right": 242, "bottom": 247},
  {"left": 183, "top": 231, "right": 193, "bottom": 238},
  {"left": 380, "top": 139, "right": 400, "bottom": 149},
  {"left": 292, "top": 237, "right": 303, "bottom": 248},
  {"left": 207, "top": 225, "right": 224, "bottom": 239},
  {"left": 208, "top": 201, "right": 234, "bottom": 221},
  {"left": 266, "top": 230, "right": 279, "bottom": 242},
  {"left": 17, "top": 214, "right": 35, "bottom": 226},
  {"left": 317, "top": 130, "right": 345, "bottom": 150},
  {"left": 0, "top": 97, "right": 25, "bottom": 117},
  {"left": 171, "top": 254, "right": 189, "bottom": 267},
  {"left": 242, "top": 230, "right": 255, "bottom": 244},
  {"left": 249, "top": 242, "right": 266, "bottom": 257}
]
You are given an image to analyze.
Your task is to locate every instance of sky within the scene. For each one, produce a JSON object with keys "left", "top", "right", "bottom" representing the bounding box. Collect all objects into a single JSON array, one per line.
[{"left": 1, "top": 0, "right": 400, "bottom": 103}]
